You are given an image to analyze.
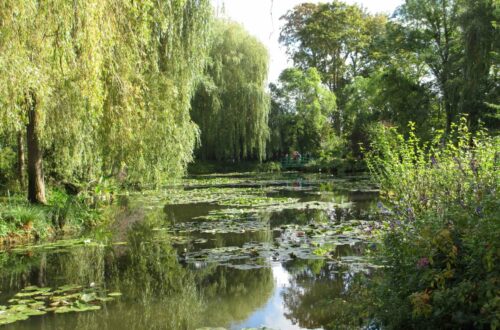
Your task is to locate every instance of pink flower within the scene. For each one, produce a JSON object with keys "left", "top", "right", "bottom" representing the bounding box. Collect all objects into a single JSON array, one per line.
[{"left": 417, "top": 257, "right": 429, "bottom": 269}]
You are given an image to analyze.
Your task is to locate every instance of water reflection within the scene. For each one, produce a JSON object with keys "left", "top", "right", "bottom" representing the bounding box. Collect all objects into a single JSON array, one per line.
[
  {"left": 230, "top": 264, "right": 303, "bottom": 330},
  {"left": 283, "top": 260, "right": 348, "bottom": 329},
  {"left": 0, "top": 216, "right": 203, "bottom": 330},
  {"left": 199, "top": 266, "right": 274, "bottom": 327},
  {"left": 228, "top": 261, "right": 365, "bottom": 330},
  {"left": 0, "top": 174, "right": 378, "bottom": 329}
]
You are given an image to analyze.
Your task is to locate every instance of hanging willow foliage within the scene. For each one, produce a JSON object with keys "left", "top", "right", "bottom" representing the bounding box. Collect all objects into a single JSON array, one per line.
[
  {"left": 0, "top": 0, "right": 110, "bottom": 200},
  {"left": 0, "top": 0, "right": 212, "bottom": 195},
  {"left": 98, "top": 0, "right": 213, "bottom": 184},
  {"left": 191, "top": 20, "right": 270, "bottom": 162}
]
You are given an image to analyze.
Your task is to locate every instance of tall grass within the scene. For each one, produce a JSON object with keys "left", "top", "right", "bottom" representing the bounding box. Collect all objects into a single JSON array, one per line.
[{"left": 0, "top": 189, "right": 101, "bottom": 241}]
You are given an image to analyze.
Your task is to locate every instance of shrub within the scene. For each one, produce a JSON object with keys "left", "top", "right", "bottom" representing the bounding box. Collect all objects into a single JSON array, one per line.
[
  {"left": 366, "top": 118, "right": 500, "bottom": 329},
  {"left": 0, "top": 189, "right": 102, "bottom": 240},
  {"left": 256, "top": 161, "right": 282, "bottom": 173},
  {"left": 0, "top": 204, "right": 49, "bottom": 238}
]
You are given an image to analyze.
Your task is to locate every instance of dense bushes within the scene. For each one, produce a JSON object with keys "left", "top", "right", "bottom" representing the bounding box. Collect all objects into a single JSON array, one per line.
[{"left": 366, "top": 118, "right": 499, "bottom": 329}]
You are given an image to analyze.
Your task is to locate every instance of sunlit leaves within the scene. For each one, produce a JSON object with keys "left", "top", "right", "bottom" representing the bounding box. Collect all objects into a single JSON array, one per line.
[{"left": 0, "top": 0, "right": 213, "bottom": 186}]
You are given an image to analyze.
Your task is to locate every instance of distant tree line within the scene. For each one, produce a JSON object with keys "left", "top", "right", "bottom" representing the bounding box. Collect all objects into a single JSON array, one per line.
[{"left": 270, "top": 0, "right": 499, "bottom": 159}]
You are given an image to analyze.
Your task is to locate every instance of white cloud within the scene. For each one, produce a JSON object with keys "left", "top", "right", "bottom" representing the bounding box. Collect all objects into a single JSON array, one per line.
[{"left": 211, "top": 0, "right": 404, "bottom": 82}]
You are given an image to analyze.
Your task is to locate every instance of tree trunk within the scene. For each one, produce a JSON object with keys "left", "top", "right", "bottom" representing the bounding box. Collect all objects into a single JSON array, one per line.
[
  {"left": 26, "top": 94, "right": 46, "bottom": 204},
  {"left": 17, "top": 131, "right": 25, "bottom": 190}
]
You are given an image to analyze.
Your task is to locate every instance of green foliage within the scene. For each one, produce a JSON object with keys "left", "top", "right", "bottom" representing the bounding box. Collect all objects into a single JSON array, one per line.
[
  {"left": 255, "top": 162, "right": 281, "bottom": 173},
  {"left": 0, "top": 201, "right": 49, "bottom": 239},
  {"left": 268, "top": 68, "right": 339, "bottom": 158},
  {"left": 0, "top": 0, "right": 213, "bottom": 190},
  {"left": 0, "top": 189, "right": 101, "bottom": 239},
  {"left": 0, "top": 205, "right": 46, "bottom": 237},
  {"left": 397, "top": 0, "right": 462, "bottom": 131},
  {"left": 276, "top": 0, "right": 498, "bottom": 165},
  {"left": 0, "top": 143, "right": 16, "bottom": 189},
  {"left": 459, "top": 0, "right": 499, "bottom": 129},
  {"left": 396, "top": 0, "right": 499, "bottom": 131},
  {"left": 280, "top": 1, "right": 386, "bottom": 92},
  {"left": 98, "top": 0, "right": 213, "bottom": 184},
  {"left": 279, "top": 1, "right": 387, "bottom": 135},
  {"left": 303, "top": 156, "right": 365, "bottom": 174},
  {"left": 191, "top": 20, "right": 270, "bottom": 162},
  {"left": 344, "top": 69, "right": 441, "bottom": 155},
  {"left": 366, "top": 118, "right": 500, "bottom": 329}
]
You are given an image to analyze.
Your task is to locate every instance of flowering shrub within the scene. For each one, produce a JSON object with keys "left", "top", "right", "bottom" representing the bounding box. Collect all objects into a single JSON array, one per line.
[{"left": 366, "top": 118, "right": 499, "bottom": 329}]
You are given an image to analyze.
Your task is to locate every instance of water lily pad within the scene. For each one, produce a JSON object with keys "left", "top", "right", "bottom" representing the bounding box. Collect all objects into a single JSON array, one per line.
[
  {"left": 0, "top": 283, "right": 116, "bottom": 326},
  {"left": 96, "top": 297, "right": 114, "bottom": 302},
  {"left": 107, "top": 292, "right": 122, "bottom": 297},
  {"left": 80, "top": 293, "right": 97, "bottom": 303},
  {"left": 23, "top": 309, "right": 46, "bottom": 316},
  {"left": 55, "top": 284, "right": 82, "bottom": 293}
]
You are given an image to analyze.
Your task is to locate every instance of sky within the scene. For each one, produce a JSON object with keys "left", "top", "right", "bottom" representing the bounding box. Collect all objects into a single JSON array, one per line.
[{"left": 211, "top": 0, "right": 404, "bottom": 83}]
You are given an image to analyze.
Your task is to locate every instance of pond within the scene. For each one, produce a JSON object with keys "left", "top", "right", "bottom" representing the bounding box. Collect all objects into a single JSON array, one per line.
[{"left": 0, "top": 173, "right": 383, "bottom": 329}]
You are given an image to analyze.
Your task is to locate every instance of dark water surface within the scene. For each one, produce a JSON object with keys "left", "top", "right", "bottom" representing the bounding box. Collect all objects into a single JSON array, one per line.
[{"left": 0, "top": 173, "right": 380, "bottom": 330}]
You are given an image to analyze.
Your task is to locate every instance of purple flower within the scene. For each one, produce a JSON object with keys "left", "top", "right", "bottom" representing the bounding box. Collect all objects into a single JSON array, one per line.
[
  {"left": 417, "top": 257, "right": 430, "bottom": 269},
  {"left": 406, "top": 207, "right": 415, "bottom": 221},
  {"left": 475, "top": 206, "right": 483, "bottom": 216}
]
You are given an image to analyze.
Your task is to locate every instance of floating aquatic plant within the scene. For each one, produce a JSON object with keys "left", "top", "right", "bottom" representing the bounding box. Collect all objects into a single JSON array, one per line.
[{"left": 0, "top": 284, "right": 122, "bottom": 325}]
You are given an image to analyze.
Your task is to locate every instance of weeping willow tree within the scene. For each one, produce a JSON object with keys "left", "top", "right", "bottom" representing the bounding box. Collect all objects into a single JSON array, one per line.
[
  {"left": 0, "top": 0, "right": 212, "bottom": 203},
  {"left": 0, "top": 0, "right": 109, "bottom": 203},
  {"left": 99, "top": 0, "right": 212, "bottom": 184},
  {"left": 191, "top": 20, "right": 270, "bottom": 161}
]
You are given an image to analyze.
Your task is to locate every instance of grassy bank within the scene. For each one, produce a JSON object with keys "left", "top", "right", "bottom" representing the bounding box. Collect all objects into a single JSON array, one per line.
[{"left": 0, "top": 189, "right": 106, "bottom": 246}]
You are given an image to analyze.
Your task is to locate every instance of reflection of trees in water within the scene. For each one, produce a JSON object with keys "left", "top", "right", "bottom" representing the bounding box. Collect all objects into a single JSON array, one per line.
[
  {"left": 282, "top": 260, "right": 364, "bottom": 329},
  {"left": 0, "top": 245, "right": 109, "bottom": 295},
  {"left": 270, "top": 208, "right": 330, "bottom": 227},
  {"left": 198, "top": 265, "right": 274, "bottom": 327},
  {"left": 0, "top": 216, "right": 204, "bottom": 330},
  {"left": 203, "top": 228, "right": 273, "bottom": 249},
  {"left": 163, "top": 203, "right": 225, "bottom": 223},
  {"left": 109, "top": 217, "right": 204, "bottom": 329}
]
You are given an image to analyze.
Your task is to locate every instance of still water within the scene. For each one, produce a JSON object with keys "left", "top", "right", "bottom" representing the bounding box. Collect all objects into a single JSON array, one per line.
[{"left": 0, "top": 173, "right": 380, "bottom": 329}]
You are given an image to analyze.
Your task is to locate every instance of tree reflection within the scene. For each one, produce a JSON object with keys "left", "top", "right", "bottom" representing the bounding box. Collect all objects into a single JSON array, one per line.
[
  {"left": 282, "top": 260, "right": 368, "bottom": 329},
  {"left": 199, "top": 265, "right": 274, "bottom": 327},
  {"left": 0, "top": 215, "right": 204, "bottom": 330}
]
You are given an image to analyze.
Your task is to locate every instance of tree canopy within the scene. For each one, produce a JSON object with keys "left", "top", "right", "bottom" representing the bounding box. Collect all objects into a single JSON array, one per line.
[
  {"left": 191, "top": 20, "right": 270, "bottom": 161},
  {"left": 0, "top": 0, "right": 213, "bottom": 201},
  {"left": 0, "top": 0, "right": 498, "bottom": 203},
  {"left": 268, "top": 68, "right": 337, "bottom": 158},
  {"left": 278, "top": 0, "right": 499, "bottom": 160}
]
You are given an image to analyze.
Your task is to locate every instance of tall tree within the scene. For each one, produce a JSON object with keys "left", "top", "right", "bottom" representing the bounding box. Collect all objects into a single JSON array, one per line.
[
  {"left": 0, "top": 0, "right": 213, "bottom": 201},
  {"left": 343, "top": 18, "right": 442, "bottom": 153},
  {"left": 397, "top": 0, "right": 462, "bottom": 132},
  {"left": 0, "top": 0, "right": 109, "bottom": 203},
  {"left": 459, "top": 0, "right": 498, "bottom": 129},
  {"left": 191, "top": 20, "right": 270, "bottom": 161},
  {"left": 269, "top": 68, "right": 338, "bottom": 158},
  {"left": 97, "top": 0, "right": 212, "bottom": 184},
  {"left": 279, "top": 2, "right": 386, "bottom": 133}
]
